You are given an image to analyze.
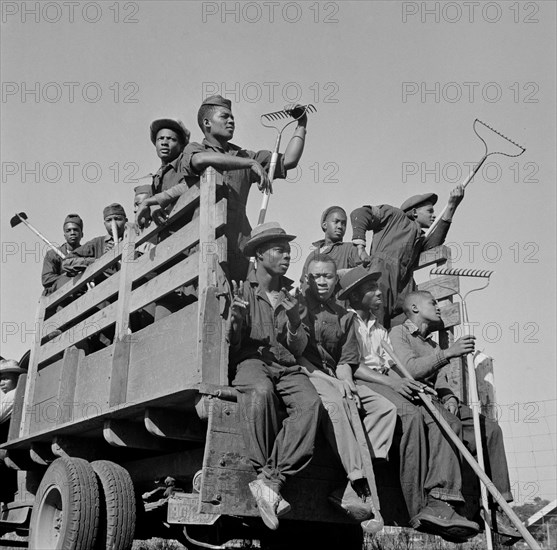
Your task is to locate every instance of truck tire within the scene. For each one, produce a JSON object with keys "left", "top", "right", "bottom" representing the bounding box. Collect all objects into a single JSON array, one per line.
[
  {"left": 28, "top": 457, "right": 99, "bottom": 550},
  {"left": 92, "top": 460, "right": 136, "bottom": 550}
]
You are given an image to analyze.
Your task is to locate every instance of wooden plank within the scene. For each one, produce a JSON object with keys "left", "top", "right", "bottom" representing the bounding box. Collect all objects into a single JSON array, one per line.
[
  {"left": 439, "top": 302, "right": 461, "bottom": 330},
  {"left": 44, "top": 241, "right": 126, "bottom": 311},
  {"left": 56, "top": 347, "right": 83, "bottom": 425},
  {"left": 103, "top": 419, "right": 181, "bottom": 451},
  {"left": 418, "top": 275, "right": 460, "bottom": 301},
  {"left": 20, "top": 298, "right": 47, "bottom": 438},
  {"left": 39, "top": 251, "right": 202, "bottom": 364},
  {"left": 199, "top": 286, "right": 226, "bottom": 386},
  {"left": 135, "top": 185, "right": 201, "bottom": 247},
  {"left": 126, "top": 305, "right": 200, "bottom": 404},
  {"left": 108, "top": 224, "right": 138, "bottom": 408},
  {"left": 416, "top": 245, "right": 450, "bottom": 269},
  {"left": 198, "top": 167, "right": 218, "bottom": 295},
  {"left": 7, "top": 374, "right": 26, "bottom": 442},
  {"left": 144, "top": 407, "right": 206, "bottom": 441},
  {"left": 475, "top": 352, "right": 497, "bottom": 421}
]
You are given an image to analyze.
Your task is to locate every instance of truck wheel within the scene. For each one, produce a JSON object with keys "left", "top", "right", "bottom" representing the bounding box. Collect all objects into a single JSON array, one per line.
[
  {"left": 29, "top": 457, "right": 99, "bottom": 550},
  {"left": 92, "top": 460, "right": 136, "bottom": 550}
]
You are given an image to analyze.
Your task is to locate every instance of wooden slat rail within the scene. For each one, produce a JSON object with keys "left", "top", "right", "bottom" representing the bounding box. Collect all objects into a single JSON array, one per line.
[
  {"left": 17, "top": 169, "right": 229, "bottom": 439},
  {"left": 43, "top": 185, "right": 202, "bottom": 313}
]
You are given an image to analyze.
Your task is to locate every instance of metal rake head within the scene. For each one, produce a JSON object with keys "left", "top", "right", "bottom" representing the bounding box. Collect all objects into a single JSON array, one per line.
[
  {"left": 261, "top": 104, "right": 316, "bottom": 130},
  {"left": 474, "top": 119, "right": 526, "bottom": 158},
  {"left": 430, "top": 267, "right": 494, "bottom": 279}
]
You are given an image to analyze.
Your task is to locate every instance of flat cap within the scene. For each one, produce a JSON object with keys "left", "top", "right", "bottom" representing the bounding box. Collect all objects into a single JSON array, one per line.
[
  {"left": 201, "top": 95, "right": 232, "bottom": 110},
  {"left": 242, "top": 222, "right": 296, "bottom": 257},
  {"left": 400, "top": 193, "right": 438, "bottom": 212},
  {"left": 150, "top": 119, "right": 190, "bottom": 145},
  {"left": 63, "top": 214, "right": 83, "bottom": 230}
]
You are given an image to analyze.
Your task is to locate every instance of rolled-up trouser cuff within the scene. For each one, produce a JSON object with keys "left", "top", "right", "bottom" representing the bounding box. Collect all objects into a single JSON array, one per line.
[
  {"left": 429, "top": 488, "right": 464, "bottom": 503},
  {"left": 347, "top": 469, "right": 366, "bottom": 483},
  {"left": 259, "top": 467, "right": 285, "bottom": 492}
]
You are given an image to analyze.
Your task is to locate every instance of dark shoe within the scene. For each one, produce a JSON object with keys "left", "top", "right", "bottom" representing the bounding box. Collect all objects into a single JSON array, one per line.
[
  {"left": 482, "top": 508, "right": 522, "bottom": 539},
  {"left": 328, "top": 483, "right": 373, "bottom": 522},
  {"left": 410, "top": 498, "right": 480, "bottom": 541}
]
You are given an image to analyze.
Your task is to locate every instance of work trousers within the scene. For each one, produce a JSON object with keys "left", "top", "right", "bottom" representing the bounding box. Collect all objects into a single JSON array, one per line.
[
  {"left": 310, "top": 377, "right": 396, "bottom": 482},
  {"left": 456, "top": 404, "right": 513, "bottom": 503},
  {"left": 357, "top": 381, "right": 464, "bottom": 518},
  {"left": 232, "top": 359, "right": 321, "bottom": 488}
]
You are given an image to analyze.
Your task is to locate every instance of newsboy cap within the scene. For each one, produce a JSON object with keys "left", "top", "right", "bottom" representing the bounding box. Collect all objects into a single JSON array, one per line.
[
  {"left": 242, "top": 222, "right": 296, "bottom": 257},
  {"left": 150, "top": 119, "right": 190, "bottom": 145},
  {"left": 400, "top": 193, "right": 438, "bottom": 212}
]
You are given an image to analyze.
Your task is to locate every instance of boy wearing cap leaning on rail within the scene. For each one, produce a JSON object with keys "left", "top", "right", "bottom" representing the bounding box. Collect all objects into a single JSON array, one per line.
[
  {"left": 137, "top": 95, "right": 309, "bottom": 282},
  {"left": 227, "top": 222, "right": 321, "bottom": 531},
  {"left": 62, "top": 203, "right": 128, "bottom": 279},
  {"left": 350, "top": 186, "right": 464, "bottom": 328},
  {"left": 41, "top": 214, "right": 84, "bottom": 295}
]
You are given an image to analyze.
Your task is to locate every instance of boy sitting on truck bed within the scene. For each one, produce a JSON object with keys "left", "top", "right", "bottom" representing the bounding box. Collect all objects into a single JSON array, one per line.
[
  {"left": 228, "top": 222, "right": 321, "bottom": 531},
  {"left": 136, "top": 95, "right": 308, "bottom": 282},
  {"left": 296, "top": 255, "right": 396, "bottom": 533}
]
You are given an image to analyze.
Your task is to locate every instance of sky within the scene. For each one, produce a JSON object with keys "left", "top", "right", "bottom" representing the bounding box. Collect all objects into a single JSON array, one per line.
[{"left": 1, "top": 1, "right": 556, "bottom": 502}]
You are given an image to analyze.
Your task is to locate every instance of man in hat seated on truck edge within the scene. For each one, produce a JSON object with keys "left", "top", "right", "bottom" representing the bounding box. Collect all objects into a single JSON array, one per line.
[
  {"left": 341, "top": 269, "right": 481, "bottom": 542},
  {"left": 136, "top": 95, "right": 309, "bottom": 282},
  {"left": 350, "top": 186, "right": 464, "bottom": 328},
  {"left": 294, "top": 254, "right": 396, "bottom": 533},
  {"left": 41, "top": 213, "right": 84, "bottom": 295},
  {"left": 389, "top": 291, "right": 521, "bottom": 542},
  {"left": 227, "top": 222, "right": 321, "bottom": 531}
]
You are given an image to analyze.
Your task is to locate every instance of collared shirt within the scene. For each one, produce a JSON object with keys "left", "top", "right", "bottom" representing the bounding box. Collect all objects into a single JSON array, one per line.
[
  {"left": 350, "top": 204, "right": 451, "bottom": 285},
  {"left": 151, "top": 156, "right": 185, "bottom": 196},
  {"left": 62, "top": 235, "right": 120, "bottom": 277},
  {"left": 41, "top": 242, "right": 76, "bottom": 294},
  {"left": 0, "top": 389, "right": 15, "bottom": 425},
  {"left": 300, "top": 240, "right": 361, "bottom": 282},
  {"left": 231, "top": 270, "right": 306, "bottom": 367},
  {"left": 389, "top": 318, "right": 455, "bottom": 401},
  {"left": 349, "top": 310, "right": 394, "bottom": 374},
  {"left": 298, "top": 291, "right": 360, "bottom": 377}
]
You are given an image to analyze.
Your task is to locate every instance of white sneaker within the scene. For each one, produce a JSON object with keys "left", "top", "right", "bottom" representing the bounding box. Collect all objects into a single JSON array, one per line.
[{"left": 248, "top": 479, "right": 290, "bottom": 530}]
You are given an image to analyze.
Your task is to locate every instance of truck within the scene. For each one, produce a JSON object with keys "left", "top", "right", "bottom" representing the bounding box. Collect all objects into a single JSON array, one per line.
[{"left": 0, "top": 168, "right": 479, "bottom": 550}]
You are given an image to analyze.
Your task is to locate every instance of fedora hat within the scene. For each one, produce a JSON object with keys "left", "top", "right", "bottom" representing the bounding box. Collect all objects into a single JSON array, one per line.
[
  {"left": 242, "top": 222, "right": 296, "bottom": 257},
  {"left": 0, "top": 359, "right": 25, "bottom": 376},
  {"left": 400, "top": 193, "right": 438, "bottom": 212},
  {"left": 338, "top": 266, "right": 382, "bottom": 300}
]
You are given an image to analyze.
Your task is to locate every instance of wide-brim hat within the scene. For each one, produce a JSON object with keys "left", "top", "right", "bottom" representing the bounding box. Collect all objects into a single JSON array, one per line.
[
  {"left": 150, "top": 119, "right": 190, "bottom": 145},
  {"left": 0, "top": 360, "right": 25, "bottom": 376},
  {"left": 400, "top": 193, "right": 438, "bottom": 212},
  {"left": 242, "top": 222, "right": 296, "bottom": 257},
  {"left": 338, "top": 266, "right": 382, "bottom": 300}
]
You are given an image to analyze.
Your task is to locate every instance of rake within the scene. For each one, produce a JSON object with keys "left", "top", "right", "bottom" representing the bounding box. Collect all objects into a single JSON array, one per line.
[
  {"left": 257, "top": 104, "right": 316, "bottom": 225},
  {"left": 426, "top": 119, "right": 526, "bottom": 237},
  {"left": 430, "top": 266, "right": 496, "bottom": 548}
]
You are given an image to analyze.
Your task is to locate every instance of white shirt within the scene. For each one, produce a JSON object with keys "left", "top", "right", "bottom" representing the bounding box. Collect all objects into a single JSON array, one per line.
[
  {"left": 0, "top": 389, "right": 15, "bottom": 424},
  {"left": 349, "top": 309, "right": 395, "bottom": 373}
]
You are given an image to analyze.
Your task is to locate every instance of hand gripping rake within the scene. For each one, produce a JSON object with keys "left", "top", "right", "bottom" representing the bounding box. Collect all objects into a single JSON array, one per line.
[
  {"left": 430, "top": 267, "right": 500, "bottom": 548},
  {"left": 426, "top": 119, "right": 526, "bottom": 237},
  {"left": 382, "top": 338, "right": 540, "bottom": 550},
  {"left": 257, "top": 104, "right": 316, "bottom": 225}
]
